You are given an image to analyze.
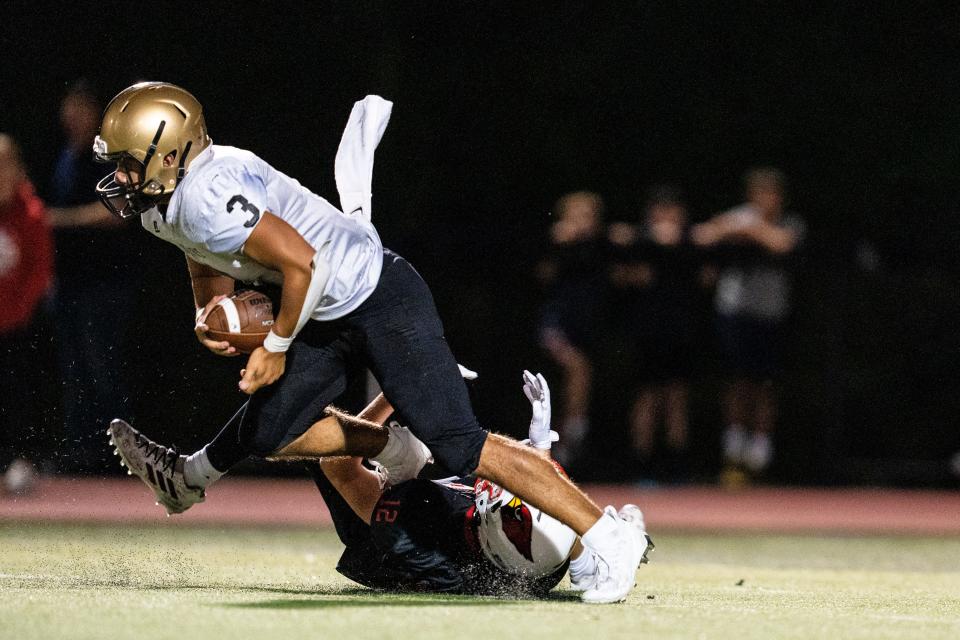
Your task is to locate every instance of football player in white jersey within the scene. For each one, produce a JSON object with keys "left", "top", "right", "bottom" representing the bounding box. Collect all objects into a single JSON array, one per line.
[{"left": 96, "top": 81, "right": 645, "bottom": 603}]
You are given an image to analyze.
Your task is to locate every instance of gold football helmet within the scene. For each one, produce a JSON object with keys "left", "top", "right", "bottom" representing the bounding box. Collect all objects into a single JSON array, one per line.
[{"left": 94, "top": 82, "right": 211, "bottom": 218}]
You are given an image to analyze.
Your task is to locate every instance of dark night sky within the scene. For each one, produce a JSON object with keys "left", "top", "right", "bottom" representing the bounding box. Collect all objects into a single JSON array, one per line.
[
  {"left": 3, "top": 2, "right": 960, "bottom": 480},
  {"left": 5, "top": 3, "right": 959, "bottom": 244}
]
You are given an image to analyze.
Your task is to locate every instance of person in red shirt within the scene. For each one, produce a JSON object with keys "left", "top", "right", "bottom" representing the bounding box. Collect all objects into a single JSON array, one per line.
[{"left": 0, "top": 133, "right": 54, "bottom": 491}]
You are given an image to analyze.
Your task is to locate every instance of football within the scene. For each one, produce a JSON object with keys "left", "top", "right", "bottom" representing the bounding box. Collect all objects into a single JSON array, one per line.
[{"left": 204, "top": 290, "right": 275, "bottom": 354}]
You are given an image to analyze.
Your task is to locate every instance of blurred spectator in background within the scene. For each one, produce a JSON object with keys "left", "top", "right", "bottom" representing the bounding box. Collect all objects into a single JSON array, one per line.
[
  {"left": 0, "top": 133, "right": 53, "bottom": 494},
  {"left": 44, "top": 79, "right": 140, "bottom": 474},
  {"left": 534, "top": 191, "right": 609, "bottom": 467},
  {"left": 692, "top": 167, "right": 805, "bottom": 478},
  {"left": 608, "top": 185, "right": 705, "bottom": 481}
]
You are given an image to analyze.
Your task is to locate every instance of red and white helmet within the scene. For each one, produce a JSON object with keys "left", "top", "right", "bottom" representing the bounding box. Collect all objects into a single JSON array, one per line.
[{"left": 471, "top": 478, "right": 577, "bottom": 578}]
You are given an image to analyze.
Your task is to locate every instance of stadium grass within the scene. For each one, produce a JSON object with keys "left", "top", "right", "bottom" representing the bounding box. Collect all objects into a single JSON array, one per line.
[{"left": 1, "top": 522, "right": 959, "bottom": 640}]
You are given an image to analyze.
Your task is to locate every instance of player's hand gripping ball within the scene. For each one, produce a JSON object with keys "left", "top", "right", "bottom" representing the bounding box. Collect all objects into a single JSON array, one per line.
[{"left": 202, "top": 290, "right": 275, "bottom": 354}]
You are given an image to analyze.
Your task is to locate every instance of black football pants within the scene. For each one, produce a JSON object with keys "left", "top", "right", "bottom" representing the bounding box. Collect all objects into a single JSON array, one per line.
[{"left": 206, "top": 250, "right": 488, "bottom": 477}]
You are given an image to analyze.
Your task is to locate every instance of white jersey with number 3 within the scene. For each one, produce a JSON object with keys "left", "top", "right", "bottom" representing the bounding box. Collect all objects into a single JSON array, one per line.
[
  {"left": 142, "top": 144, "right": 383, "bottom": 321},
  {"left": 140, "top": 95, "right": 393, "bottom": 322}
]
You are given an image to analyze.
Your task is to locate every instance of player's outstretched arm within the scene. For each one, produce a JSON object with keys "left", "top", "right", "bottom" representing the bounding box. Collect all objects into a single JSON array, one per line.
[
  {"left": 47, "top": 201, "right": 120, "bottom": 229},
  {"left": 357, "top": 393, "right": 394, "bottom": 426},
  {"left": 238, "top": 212, "right": 317, "bottom": 394},
  {"left": 726, "top": 218, "right": 799, "bottom": 254},
  {"left": 320, "top": 456, "right": 383, "bottom": 524}
]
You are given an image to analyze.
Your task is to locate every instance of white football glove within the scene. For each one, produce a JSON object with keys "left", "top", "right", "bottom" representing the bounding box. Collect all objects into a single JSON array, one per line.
[{"left": 522, "top": 370, "right": 558, "bottom": 450}]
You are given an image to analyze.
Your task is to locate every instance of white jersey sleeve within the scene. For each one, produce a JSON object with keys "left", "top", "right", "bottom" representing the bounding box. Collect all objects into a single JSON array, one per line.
[
  {"left": 334, "top": 95, "right": 393, "bottom": 224},
  {"left": 180, "top": 162, "right": 268, "bottom": 255}
]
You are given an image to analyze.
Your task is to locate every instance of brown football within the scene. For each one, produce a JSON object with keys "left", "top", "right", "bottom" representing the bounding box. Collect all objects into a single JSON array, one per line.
[{"left": 204, "top": 290, "right": 275, "bottom": 354}]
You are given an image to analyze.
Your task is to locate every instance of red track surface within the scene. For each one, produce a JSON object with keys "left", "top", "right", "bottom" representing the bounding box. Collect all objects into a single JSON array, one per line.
[{"left": 2, "top": 477, "right": 959, "bottom": 535}]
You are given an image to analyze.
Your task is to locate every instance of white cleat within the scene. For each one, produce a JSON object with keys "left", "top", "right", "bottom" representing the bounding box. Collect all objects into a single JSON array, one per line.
[
  {"left": 371, "top": 422, "right": 433, "bottom": 486},
  {"left": 569, "top": 507, "right": 654, "bottom": 594},
  {"left": 107, "top": 419, "right": 205, "bottom": 515},
  {"left": 580, "top": 505, "right": 652, "bottom": 604},
  {"left": 618, "top": 504, "right": 655, "bottom": 566}
]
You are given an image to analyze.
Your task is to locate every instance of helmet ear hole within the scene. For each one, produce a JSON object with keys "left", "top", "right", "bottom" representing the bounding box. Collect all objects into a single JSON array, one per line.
[{"left": 163, "top": 150, "right": 178, "bottom": 167}]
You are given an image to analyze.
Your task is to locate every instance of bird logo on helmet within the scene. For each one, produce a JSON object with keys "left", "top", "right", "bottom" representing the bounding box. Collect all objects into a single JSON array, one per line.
[
  {"left": 93, "top": 81, "right": 211, "bottom": 218},
  {"left": 471, "top": 478, "right": 578, "bottom": 578}
]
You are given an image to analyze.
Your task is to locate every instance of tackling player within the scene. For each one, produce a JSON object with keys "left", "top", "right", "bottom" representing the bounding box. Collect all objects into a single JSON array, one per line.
[
  {"left": 311, "top": 371, "right": 653, "bottom": 596},
  {"left": 97, "top": 82, "right": 645, "bottom": 602}
]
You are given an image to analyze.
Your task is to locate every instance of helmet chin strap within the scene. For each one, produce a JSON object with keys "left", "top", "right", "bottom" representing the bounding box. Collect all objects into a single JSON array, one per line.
[{"left": 127, "top": 182, "right": 165, "bottom": 217}]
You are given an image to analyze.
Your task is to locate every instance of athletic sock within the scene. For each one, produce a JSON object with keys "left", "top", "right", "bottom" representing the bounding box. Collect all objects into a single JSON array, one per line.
[
  {"left": 581, "top": 507, "right": 620, "bottom": 550},
  {"left": 370, "top": 427, "right": 404, "bottom": 468},
  {"left": 744, "top": 432, "right": 773, "bottom": 473},
  {"left": 722, "top": 423, "right": 748, "bottom": 464},
  {"left": 183, "top": 445, "right": 225, "bottom": 489},
  {"left": 568, "top": 547, "right": 598, "bottom": 581}
]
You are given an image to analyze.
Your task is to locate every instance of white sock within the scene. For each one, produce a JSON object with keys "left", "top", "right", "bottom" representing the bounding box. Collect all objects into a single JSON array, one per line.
[
  {"left": 183, "top": 446, "right": 225, "bottom": 489},
  {"left": 370, "top": 428, "right": 403, "bottom": 468},
  {"left": 581, "top": 508, "right": 619, "bottom": 550},
  {"left": 569, "top": 548, "right": 598, "bottom": 580},
  {"left": 744, "top": 432, "right": 773, "bottom": 473},
  {"left": 723, "top": 424, "right": 748, "bottom": 463}
]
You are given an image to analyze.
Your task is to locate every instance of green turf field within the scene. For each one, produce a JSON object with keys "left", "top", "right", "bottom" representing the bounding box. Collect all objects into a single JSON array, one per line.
[{"left": 1, "top": 522, "right": 958, "bottom": 640}]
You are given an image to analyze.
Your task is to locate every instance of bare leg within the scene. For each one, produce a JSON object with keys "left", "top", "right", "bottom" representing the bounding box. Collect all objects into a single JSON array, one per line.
[
  {"left": 474, "top": 433, "right": 602, "bottom": 536},
  {"left": 270, "top": 413, "right": 387, "bottom": 461},
  {"left": 663, "top": 381, "right": 689, "bottom": 452},
  {"left": 743, "top": 380, "right": 777, "bottom": 473},
  {"left": 630, "top": 386, "right": 660, "bottom": 457},
  {"left": 270, "top": 393, "right": 394, "bottom": 461},
  {"left": 272, "top": 392, "right": 604, "bottom": 535},
  {"left": 273, "top": 399, "right": 605, "bottom": 536},
  {"left": 722, "top": 378, "right": 755, "bottom": 465},
  {"left": 542, "top": 330, "right": 593, "bottom": 441},
  {"left": 753, "top": 380, "right": 777, "bottom": 435},
  {"left": 562, "top": 347, "right": 593, "bottom": 430},
  {"left": 355, "top": 393, "right": 394, "bottom": 426},
  {"left": 570, "top": 538, "right": 586, "bottom": 560},
  {"left": 723, "top": 378, "right": 754, "bottom": 429}
]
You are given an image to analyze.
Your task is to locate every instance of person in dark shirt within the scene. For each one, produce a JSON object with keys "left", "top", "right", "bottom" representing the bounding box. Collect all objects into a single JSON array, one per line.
[
  {"left": 44, "top": 80, "right": 141, "bottom": 474},
  {"left": 609, "top": 185, "right": 706, "bottom": 480},
  {"left": 691, "top": 167, "right": 805, "bottom": 478},
  {"left": 534, "top": 191, "right": 609, "bottom": 467}
]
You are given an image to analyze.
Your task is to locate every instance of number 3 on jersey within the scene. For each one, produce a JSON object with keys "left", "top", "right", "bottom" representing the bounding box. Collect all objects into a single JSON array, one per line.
[{"left": 226, "top": 194, "right": 261, "bottom": 228}]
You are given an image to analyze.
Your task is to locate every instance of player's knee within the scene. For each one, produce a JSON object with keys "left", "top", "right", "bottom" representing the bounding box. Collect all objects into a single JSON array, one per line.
[
  {"left": 238, "top": 421, "right": 285, "bottom": 457},
  {"left": 429, "top": 429, "right": 489, "bottom": 477},
  {"left": 475, "top": 432, "right": 556, "bottom": 482},
  {"left": 246, "top": 433, "right": 282, "bottom": 457}
]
